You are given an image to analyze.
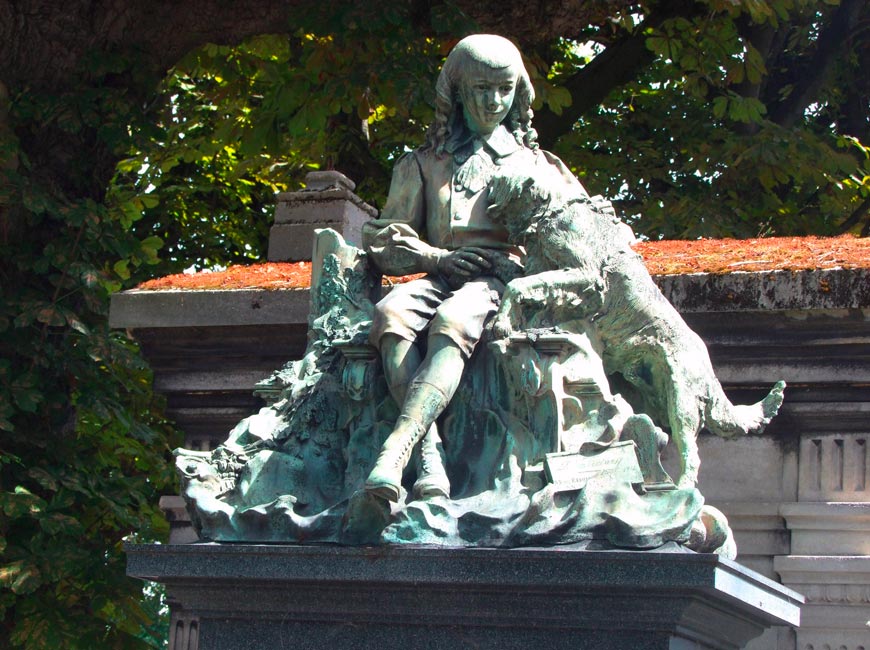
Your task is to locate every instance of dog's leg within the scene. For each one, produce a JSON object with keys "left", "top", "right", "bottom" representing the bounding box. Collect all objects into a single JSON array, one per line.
[
  {"left": 667, "top": 386, "right": 705, "bottom": 488},
  {"left": 491, "top": 281, "right": 528, "bottom": 338},
  {"left": 492, "top": 272, "right": 567, "bottom": 338}
]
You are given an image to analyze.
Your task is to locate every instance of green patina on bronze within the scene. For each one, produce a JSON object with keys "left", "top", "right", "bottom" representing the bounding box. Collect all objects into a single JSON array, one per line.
[{"left": 174, "top": 34, "right": 785, "bottom": 555}]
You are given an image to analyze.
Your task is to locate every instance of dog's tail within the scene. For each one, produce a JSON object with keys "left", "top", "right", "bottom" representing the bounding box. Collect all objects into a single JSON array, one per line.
[{"left": 704, "top": 380, "right": 786, "bottom": 438}]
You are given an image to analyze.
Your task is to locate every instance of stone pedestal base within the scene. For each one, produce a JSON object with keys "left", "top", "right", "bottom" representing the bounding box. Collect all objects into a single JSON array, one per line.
[
  {"left": 267, "top": 170, "right": 375, "bottom": 262},
  {"left": 127, "top": 544, "right": 802, "bottom": 650}
]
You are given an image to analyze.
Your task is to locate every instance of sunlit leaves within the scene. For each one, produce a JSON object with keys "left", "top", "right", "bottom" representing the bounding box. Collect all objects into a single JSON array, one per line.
[
  {"left": 712, "top": 93, "right": 768, "bottom": 123},
  {"left": 555, "top": 0, "right": 869, "bottom": 238},
  {"left": 109, "top": 4, "right": 473, "bottom": 276}
]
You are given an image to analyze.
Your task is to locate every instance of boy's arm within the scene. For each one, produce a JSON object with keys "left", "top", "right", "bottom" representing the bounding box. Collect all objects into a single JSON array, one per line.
[
  {"left": 363, "top": 152, "right": 494, "bottom": 285},
  {"left": 362, "top": 152, "right": 444, "bottom": 276}
]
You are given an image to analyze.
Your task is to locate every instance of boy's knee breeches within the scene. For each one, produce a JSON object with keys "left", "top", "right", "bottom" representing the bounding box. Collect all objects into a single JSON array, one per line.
[{"left": 370, "top": 275, "right": 504, "bottom": 358}]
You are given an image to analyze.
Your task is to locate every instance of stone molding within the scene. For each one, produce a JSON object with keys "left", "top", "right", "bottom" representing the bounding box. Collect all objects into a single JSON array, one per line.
[
  {"left": 775, "top": 555, "right": 870, "bottom": 649},
  {"left": 109, "top": 288, "right": 310, "bottom": 329},
  {"left": 781, "top": 503, "right": 870, "bottom": 556},
  {"left": 168, "top": 611, "right": 200, "bottom": 650},
  {"left": 797, "top": 435, "right": 869, "bottom": 502},
  {"left": 800, "top": 584, "right": 870, "bottom": 605},
  {"left": 713, "top": 502, "right": 790, "bottom": 580},
  {"left": 775, "top": 556, "right": 870, "bottom": 593}
]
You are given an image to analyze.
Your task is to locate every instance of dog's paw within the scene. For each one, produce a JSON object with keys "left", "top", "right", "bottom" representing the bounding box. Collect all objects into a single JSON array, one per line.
[{"left": 491, "top": 315, "right": 513, "bottom": 339}]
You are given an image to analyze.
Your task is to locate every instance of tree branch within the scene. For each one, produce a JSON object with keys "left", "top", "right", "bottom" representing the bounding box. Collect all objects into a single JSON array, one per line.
[
  {"left": 533, "top": 1, "right": 700, "bottom": 149},
  {"left": 0, "top": 1, "right": 311, "bottom": 91},
  {"left": 768, "top": 0, "right": 864, "bottom": 128},
  {"left": 837, "top": 195, "right": 870, "bottom": 235}
]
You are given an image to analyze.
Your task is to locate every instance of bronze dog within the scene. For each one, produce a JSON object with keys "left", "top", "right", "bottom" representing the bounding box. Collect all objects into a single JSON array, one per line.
[{"left": 487, "top": 170, "right": 785, "bottom": 487}]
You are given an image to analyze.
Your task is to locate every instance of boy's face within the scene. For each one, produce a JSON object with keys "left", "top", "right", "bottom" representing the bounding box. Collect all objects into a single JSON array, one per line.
[{"left": 459, "top": 63, "right": 519, "bottom": 136}]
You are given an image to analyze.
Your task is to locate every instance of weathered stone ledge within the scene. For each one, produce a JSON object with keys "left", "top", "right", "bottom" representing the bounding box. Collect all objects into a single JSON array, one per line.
[
  {"left": 110, "top": 287, "right": 310, "bottom": 329},
  {"left": 110, "top": 267, "right": 870, "bottom": 330},
  {"left": 658, "top": 267, "right": 870, "bottom": 312}
]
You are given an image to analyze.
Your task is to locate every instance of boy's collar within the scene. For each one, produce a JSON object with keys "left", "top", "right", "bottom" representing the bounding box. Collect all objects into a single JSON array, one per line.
[{"left": 445, "top": 124, "right": 521, "bottom": 160}]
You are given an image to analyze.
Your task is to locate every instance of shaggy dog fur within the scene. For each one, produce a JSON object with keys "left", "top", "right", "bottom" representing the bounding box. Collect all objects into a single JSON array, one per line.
[{"left": 487, "top": 170, "right": 785, "bottom": 487}]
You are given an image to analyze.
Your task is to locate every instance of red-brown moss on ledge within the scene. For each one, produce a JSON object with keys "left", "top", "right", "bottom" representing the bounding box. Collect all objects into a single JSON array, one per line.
[
  {"left": 634, "top": 234, "right": 869, "bottom": 275},
  {"left": 135, "top": 234, "right": 870, "bottom": 291}
]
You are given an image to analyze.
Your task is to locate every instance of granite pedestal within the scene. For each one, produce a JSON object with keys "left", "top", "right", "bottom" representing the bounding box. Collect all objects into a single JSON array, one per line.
[{"left": 127, "top": 543, "right": 802, "bottom": 650}]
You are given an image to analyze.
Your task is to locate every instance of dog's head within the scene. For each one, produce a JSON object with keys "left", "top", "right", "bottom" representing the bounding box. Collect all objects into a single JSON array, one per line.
[{"left": 487, "top": 168, "right": 553, "bottom": 240}]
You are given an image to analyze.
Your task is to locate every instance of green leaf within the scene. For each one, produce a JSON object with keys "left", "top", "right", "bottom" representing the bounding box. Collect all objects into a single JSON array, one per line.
[
  {"left": 140, "top": 235, "right": 163, "bottom": 254},
  {"left": 9, "top": 610, "right": 58, "bottom": 649},
  {"left": 546, "top": 86, "right": 573, "bottom": 116},
  {"left": 113, "top": 259, "right": 131, "bottom": 280},
  {"left": 35, "top": 305, "right": 67, "bottom": 327},
  {"left": 39, "top": 512, "right": 85, "bottom": 536},
  {"left": 140, "top": 194, "right": 159, "bottom": 209},
  {"left": 712, "top": 96, "right": 728, "bottom": 119},
  {"left": 0, "top": 560, "right": 42, "bottom": 595},
  {"left": 27, "top": 467, "right": 59, "bottom": 491},
  {"left": 68, "top": 316, "right": 91, "bottom": 335}
]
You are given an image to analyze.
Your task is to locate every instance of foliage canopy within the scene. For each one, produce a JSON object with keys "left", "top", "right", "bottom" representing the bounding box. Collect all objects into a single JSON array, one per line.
[
  {"left": 1, "top": 0, "right": 868, "bottom": 647},
  {"left": 121, "top": 0, "right": 870, "bottom": 278}
]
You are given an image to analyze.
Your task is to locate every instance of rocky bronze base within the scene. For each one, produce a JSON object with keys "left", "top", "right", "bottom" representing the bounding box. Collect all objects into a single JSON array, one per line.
[{"left": 127, "top": 543, "right": 802, "bottom": 650}]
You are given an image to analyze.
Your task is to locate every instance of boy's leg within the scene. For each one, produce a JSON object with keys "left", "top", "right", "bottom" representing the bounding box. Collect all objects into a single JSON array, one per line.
[
  {"left": 368, "top": 278, "right": 455, "bottom": 502},
  {"left": 366, "top": 278, "right": 503, "bottom": 502},
  {"left": 365, "top": 334, "right": 464, "bottom": 502},
  {"left": 380, "top": 334, "right": 420, "bottom": 405},
  {"left": 379, "top": 334, "right": 450, "bottom": 499}
]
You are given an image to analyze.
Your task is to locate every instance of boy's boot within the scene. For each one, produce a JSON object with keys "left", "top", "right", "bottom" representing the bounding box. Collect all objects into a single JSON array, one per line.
[
  {"left": 413, "top": 425, "right": 450, "bottom": 499},
  {"left": 365, "top": 381, "right": 448, "bottom": 502}
]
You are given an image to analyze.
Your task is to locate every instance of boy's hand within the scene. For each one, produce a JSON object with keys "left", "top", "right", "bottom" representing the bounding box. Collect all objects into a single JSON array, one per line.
[{"left": 437, "top": 247, "right": 492, "bottom": 289}]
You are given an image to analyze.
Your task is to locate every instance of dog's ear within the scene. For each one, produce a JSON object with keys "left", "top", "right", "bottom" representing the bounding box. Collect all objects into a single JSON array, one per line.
[
  {"left": 488, "top": 173, "right": 524, "bottom": 206},
  {"left": 486, "top": 179, "right": 504, "bottom": 214}
]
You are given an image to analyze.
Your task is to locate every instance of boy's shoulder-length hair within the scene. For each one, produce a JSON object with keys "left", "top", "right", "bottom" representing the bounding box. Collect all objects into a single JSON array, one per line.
[{"left": 422, "top": 34, "right": 538, "bottom": 155}]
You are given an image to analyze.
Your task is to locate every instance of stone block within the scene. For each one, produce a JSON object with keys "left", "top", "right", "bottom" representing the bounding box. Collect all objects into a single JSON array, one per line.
[
  {"left": 127, "top": 543, "right": 802, "bottom": 650},
  {"left": 775, "top": 555, "right": 870, "bottom": 650},
  {"left": 267, "top": 208, "right": 369, "bottom": 261},
  {"left": 663, "top": 435, "right": 798, "bottom": 503},
  {"left": 781, "top": 502, "right": 870, "bottom": 555},
  {"left": 267, "top": 170, "right": 376, "bottom": 262}
]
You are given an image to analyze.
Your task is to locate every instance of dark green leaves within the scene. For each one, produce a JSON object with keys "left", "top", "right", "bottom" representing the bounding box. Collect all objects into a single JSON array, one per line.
[
  {"left": 1, "top": 39, "right": 179, "bottom": 650},
  {"left": 555, "top": 0, "right": 870, "bottom": 237}
]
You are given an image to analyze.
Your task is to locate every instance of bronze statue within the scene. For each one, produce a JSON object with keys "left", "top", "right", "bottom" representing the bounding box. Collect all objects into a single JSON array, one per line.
[
  {"left": 174, "top": 34, "right": 785, "bottom": 556},
  {"left": 362, "top": 34, "right": 584, "bottom": 502}
]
